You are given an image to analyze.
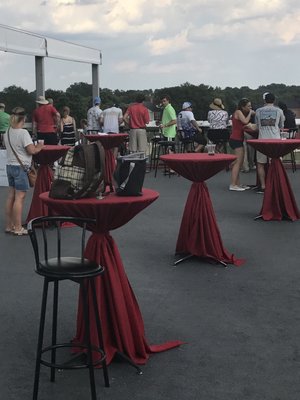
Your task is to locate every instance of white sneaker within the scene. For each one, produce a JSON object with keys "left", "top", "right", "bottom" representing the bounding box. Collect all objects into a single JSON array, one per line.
[
  {"left": 229, "top": 185, "right": 246, "bottom": 191},
  {"left": 240, "top": 184, "right": 251, "bottom": 190}
]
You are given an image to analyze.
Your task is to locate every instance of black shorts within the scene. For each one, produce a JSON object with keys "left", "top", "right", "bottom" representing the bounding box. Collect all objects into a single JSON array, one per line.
[
  {"left": 193, "top": 133, "right": 207, "bottom": 146},
  {"left": 37, "top": 132, "right": 58, "bottom": 145},
  {"left": 207, "top": 129, "right": 230, "bottom": 143},
  {"left": 229, "top": 138, "right": 243, "bottom": 149}
]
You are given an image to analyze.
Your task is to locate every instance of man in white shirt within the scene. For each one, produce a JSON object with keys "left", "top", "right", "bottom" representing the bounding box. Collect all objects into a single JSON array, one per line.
[
  {"left": 255, "top": 92, "right": 285, "bottom": 193},
  {"left": 177, "top": 102, "right": 206, "bottom": 152},
  {"left": 87, "top": 96, "right": 102, "bottom": 132},
  {"left": 100, "top": 104, "right": 123, "bottom": 133}
]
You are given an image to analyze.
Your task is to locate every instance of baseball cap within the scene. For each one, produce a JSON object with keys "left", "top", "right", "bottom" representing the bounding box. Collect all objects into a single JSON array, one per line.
[
  {"left": 94, "top": 96, "right": 101, "bottom": 105},
  {"left": 182, "top": 102, "right": 192, "bottom": 110},
  {"left": 262, "top": 92, "right": 269, "bottom": 100}
]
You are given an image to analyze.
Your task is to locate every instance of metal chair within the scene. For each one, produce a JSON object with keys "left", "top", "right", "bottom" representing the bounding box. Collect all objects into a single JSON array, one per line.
[
  {"left": 28, "top": 216, "right": 109, "bottom": 400},
  {"left": 282, "top": 129, "right": 298, "bottom": 172},
  {"left": 154, "top": 139, "right": 176, "bottom": 177},
  {"left": 207, "top": 128, "right": 230, "bottom": 154}
]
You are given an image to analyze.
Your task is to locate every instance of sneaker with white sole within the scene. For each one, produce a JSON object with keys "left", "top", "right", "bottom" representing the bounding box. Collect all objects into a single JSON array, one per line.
[
  {"left": 229, "top": 185, "right": 246, "bottom": 191},
  {"left": 240, "top": 184, "right": 251, "bottom": 190}
]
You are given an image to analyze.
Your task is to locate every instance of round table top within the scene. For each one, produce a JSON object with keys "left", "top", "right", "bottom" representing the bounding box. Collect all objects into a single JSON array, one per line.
[
  {"left": 160, "top": 153, "right": 236, "bottom": 182},
  {"left": 83, "top": 133, "right": 128, "bottom": 149},
  {"left": 247, "top": 139, "right": 300, "bottom": 158},
  {"left": 40, "top": 189, "right": 159, "bottom": 232},
  {"left": 33, "top": 145, "right": 70, "bottom": 164}
]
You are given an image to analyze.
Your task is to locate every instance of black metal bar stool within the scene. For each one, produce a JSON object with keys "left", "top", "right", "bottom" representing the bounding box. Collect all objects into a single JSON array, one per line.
[
  {"left": 179, "top": 136, "right": 195, "bottom": 153},
  {"left": 149, "top": 134, "right": 162, "bottom": 170},
  {"left": 28, "top": 216, "right": 109, "bottom": 400},
  {"left": 154, "top": 140, "right": 176, "bottom": 177},
  {"left": 282, "top": 129, "right": 297, "bottom": 172}
]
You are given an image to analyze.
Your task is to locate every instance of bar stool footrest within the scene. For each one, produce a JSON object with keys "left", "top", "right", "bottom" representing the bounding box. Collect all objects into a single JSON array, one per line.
[{"left": 40, "top": 342, "right": 106, "bottom": 370}]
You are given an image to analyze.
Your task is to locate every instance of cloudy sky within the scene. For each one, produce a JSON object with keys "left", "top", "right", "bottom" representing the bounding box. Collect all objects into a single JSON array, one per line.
[{"left": 0, "top": 0, "right": 300, "bottom": 92}]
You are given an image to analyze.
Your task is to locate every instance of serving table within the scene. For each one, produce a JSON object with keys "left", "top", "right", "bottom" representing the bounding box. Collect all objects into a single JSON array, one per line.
[
  {"left": 247, "top": 139, "right": 300, "bottom": 221},
  {"left": 40, "top": 189, "right": 182, "bottom": 368},
  {"left": 26, "top": 145, "right": 70, "bottom": 222},
  {"left": 160, "top": 153, "right": 244, "bottom": 266},
  {"left": 84, "top": 133, "right": 128, "bottom": 192}
]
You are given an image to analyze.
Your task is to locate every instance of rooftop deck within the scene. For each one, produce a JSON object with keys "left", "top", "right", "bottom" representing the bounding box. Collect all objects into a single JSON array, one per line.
[{"left": 1, "top": 167, "right": 299, "bottom": 400}]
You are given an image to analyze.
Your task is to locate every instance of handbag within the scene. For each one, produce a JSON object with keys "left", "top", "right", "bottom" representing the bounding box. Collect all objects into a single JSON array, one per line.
[
  {"left": 27, "top": 165, "right": 37, "bottom": 187},
  {"left": 7, "top": 127, "right": 37, "bottom": 187},
  {"left": 113, "top": 152, "right": 147, "bottom": 196}
]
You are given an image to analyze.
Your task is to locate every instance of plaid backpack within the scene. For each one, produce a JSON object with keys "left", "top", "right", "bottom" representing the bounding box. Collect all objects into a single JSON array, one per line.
[{"left": 49, "top": 141, "right": 105, "bottom": 199}]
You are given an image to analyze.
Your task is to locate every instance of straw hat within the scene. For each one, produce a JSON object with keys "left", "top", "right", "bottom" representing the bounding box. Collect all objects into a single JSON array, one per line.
[
  {"left": 36, "top": 96, "right": 49, "bottom": 105},
  {"left": 209, "top": 98, "right": 224, "bottom": 110}
]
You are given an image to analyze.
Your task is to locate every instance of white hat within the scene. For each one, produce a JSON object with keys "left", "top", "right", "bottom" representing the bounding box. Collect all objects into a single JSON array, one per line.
[
  {"left": 182, "top": 102, "right": 192, "bottom": 110},
  {"left": 36, "top": 96, "right": 49, "bottom": 105}
]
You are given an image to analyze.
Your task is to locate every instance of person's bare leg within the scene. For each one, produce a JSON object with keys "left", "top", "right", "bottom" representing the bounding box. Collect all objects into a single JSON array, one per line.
[
  {"left": 257, "top": 162, "right": 266, "bottom": 189},
  {"left": 194, "top": 144, "right": 204, "bottom": 153},
  {"left": 5, "top": 187, "right": 15, "bottom": 231},
  {"left": 12, "top": 190, "right": 26, "bottom": 232},
  {"left": 230, "top": 147, "right": 244, "bottom": 186}
]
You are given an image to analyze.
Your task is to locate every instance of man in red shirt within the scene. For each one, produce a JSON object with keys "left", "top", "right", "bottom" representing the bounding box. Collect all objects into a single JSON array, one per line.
[
  {"left": 124, "top": 94, "right": 150, "bottom": 153},
  {"left": 32, "top": 96, "right": 60, "bottom": 145}
]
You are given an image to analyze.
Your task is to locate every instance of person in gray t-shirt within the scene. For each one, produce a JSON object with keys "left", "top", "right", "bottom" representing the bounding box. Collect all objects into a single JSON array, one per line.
[{"left": 255, "top": 92, "right": 285, "bottom": 192}]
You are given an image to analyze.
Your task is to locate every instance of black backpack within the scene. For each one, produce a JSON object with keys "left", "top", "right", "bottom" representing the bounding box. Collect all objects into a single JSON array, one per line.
[{"left": 49, "top": 141, "right": 105, "bottom": 199}]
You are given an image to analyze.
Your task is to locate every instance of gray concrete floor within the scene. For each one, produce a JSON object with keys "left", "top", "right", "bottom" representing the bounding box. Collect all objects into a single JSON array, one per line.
[{"left": 1, "top": 167, "right": 300, "bottom": 400}]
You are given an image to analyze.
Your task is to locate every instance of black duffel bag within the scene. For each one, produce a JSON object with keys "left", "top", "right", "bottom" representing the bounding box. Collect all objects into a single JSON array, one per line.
[{"left": 113, "top": 152, "right": 147, "bottom": 196}]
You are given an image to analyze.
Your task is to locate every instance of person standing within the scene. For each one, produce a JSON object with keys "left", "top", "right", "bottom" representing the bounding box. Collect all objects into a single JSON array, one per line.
[
  {"left": 87, "top": 96, "right": 102, "bottom": 133},
  {"left": 60, "top": 106, "right": 76, "bottom": 146},
  {"left": 32, "top": 96, "right": 60, "bottom": 145},
  {"left": 255, "top": 92, "right": 285, "bottom": 193},
  {"left": 0, "top": 102, "right": 10, "bottom": 148},
  {"left": 278, "top": 102, "right": 297, "bottom": 131},
  {"left": 124, "top": 94, "right": 150, "bottom": 153},
  {"left": 207, "top": 98, "right": 229, "bottom": 153},
  {"left": 4, "top": 107, "right": 43, "bottom": 235},
  {"left": 229, "top": 98, "right": 255, "bottom": 191},
  {"left": 177, "top": 102, "right": 206, "bottom": 152},
  {"left": 100, "top": 104, "right": 123, "bottom": 133},
  {"left": 159, "top": 95, "right": 177, "bottom": 141}
]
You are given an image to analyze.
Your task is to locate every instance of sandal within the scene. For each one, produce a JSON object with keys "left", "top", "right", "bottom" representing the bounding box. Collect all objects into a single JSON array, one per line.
[
  {"left": 5, "top": 227, "right": 15, "bottom": 234},
  {"left": 14, "top": 227, "right": 28, "bottom": 236}
]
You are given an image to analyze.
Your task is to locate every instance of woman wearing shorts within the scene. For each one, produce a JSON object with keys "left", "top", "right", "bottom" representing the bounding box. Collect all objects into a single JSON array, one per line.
[
  {"left": 4, "top": 107, "right": 43, "bottom": 235},
  {"left": 229, "top": 98, "right": 255, "bottom": 191}
]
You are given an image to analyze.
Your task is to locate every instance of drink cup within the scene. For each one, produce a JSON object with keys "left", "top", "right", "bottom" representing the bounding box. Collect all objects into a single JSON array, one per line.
[
  {"left": 38, "top": 140, "right": 44, "bottom": 145},
  {"left": 207, "top": 143, "right": 216, "bottom": 155}
]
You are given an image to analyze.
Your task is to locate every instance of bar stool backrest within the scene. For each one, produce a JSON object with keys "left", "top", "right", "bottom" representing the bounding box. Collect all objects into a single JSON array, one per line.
[{"left": 27, "top": 216, "right": 95, "bottom": 274}]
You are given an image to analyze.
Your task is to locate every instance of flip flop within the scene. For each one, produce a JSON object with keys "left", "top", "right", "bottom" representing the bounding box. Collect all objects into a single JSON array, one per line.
[{"left": 13, "top": 227, "right": 28, "bottom": 236}]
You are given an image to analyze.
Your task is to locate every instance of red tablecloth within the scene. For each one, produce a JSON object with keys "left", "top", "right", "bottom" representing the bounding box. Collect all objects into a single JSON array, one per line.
[
  {"left": 160, "top": 153, "right": 244, "bottom": 266},
  {"left": 84, "top": 134, "right": 128, "bottom": 189},
  {"left": 26, "top": 145, "right": 70, "bottom": 222},
  {"left": 247, "top": 139, "right": 300, "bottom": 221},
  {"left": 40, "top": 190, "right": 182, "bottom": 365}
]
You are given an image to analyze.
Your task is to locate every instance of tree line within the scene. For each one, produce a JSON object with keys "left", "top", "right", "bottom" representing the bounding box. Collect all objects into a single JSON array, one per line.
[{"left": 1, "top": 82, "right": 299, "bottom": 124}]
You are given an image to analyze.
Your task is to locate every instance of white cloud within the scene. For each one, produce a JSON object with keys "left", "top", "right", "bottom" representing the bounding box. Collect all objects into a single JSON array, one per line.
[
  {"left": 148, "top": 30, "right": 191, "bottom": 56},
  {"left": 1, "top": 0, "right": 300, "bottom": 91}
]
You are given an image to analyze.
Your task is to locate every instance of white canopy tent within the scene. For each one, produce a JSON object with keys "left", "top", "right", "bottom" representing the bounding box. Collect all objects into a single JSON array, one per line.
[{"left": 0, "top": 24, "right": 102, "bottom": 98}]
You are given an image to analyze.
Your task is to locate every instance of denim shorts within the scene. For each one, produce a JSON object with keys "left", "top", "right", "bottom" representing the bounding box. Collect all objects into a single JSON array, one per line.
[{"left": 6, "top": 165, "right": 30, "bottom": 191}]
